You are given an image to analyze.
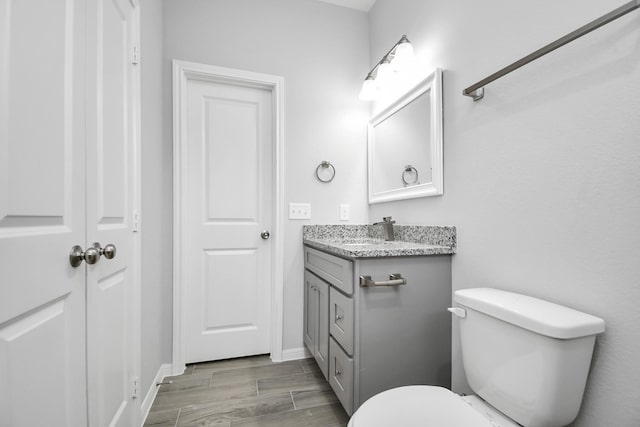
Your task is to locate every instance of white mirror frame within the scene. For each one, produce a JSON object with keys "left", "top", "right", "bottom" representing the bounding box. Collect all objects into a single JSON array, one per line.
[{"left": 367, "top": 68, "right": 443, "bottom": 204}]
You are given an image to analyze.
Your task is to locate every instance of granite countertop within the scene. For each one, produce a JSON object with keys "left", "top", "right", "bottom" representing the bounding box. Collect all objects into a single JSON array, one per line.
[{"left": 303, "top": 224, "right": 456, "bottom": 259}]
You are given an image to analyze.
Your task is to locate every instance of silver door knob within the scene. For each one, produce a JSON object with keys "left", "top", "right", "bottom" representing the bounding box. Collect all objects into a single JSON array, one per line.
[
  {"left": 102, "top": 243, "right": 117, "bottom": 259},
  {"left": 92, "top": 242, "right": 117, "bottom": 260},
  {"left": 261, "top": 230, "right": 271, "bottom": 240},
  {"left": 69, "top": 245, "right": 101, "bottom": 267}
]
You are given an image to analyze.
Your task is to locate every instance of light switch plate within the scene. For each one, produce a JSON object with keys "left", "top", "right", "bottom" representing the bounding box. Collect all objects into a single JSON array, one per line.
[{"left": 289, "top": 203, "right": 311, "bottom": 220}]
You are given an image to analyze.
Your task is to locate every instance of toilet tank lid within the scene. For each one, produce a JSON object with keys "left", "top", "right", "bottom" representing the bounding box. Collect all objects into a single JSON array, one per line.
[{"left": 454, "top": 288, "right": 605, "bottom": 339}]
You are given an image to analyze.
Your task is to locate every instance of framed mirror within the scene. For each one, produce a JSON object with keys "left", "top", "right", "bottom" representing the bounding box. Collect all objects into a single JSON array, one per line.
[{"left": 367, "top": 68, "right": 443, "bottom": 204}]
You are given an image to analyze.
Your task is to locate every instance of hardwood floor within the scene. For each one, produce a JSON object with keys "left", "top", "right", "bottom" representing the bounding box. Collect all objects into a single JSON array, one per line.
[{"left": 145, "top": 355, "right": 349, "bottom": 427}]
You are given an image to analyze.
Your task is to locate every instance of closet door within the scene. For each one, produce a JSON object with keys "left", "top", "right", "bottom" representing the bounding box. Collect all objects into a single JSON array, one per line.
[
  {"left": 0, "top": 0, "right": 88, "bottom": 426},
  {"left": 85, "top": 0, "right": 138, "bottom": 425}
]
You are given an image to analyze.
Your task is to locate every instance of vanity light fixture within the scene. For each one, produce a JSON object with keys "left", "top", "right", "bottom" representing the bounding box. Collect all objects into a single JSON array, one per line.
[{"left": 358, "top": 34, "right": 414, "bottom": 101}]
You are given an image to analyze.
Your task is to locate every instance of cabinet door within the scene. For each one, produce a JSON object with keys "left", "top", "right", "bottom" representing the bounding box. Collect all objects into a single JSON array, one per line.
[
  {"left": 303, "top": 271, "right": 317, "bottom": 355},
  {"left": 315, "top": 279, "right": 329, "bottom": 379}
]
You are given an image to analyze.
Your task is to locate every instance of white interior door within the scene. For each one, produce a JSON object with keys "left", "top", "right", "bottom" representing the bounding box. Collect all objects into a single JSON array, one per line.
[
  {"left": 0, "top": 0, "right": 88, "bottom": 425},
  {"left": 85, "top": 0, "right": 137, "bottom": 425},
  {"left": 183, "top": 77, "right": 273, "bottom": 364}
]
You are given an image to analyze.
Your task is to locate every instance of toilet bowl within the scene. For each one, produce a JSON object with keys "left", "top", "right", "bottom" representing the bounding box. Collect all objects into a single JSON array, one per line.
[
  {"left": 347, "top": 386, "right": 519, "bottom": 427},
  {"left": 347, "top": 288, "right": 605, "bottom": 427}
]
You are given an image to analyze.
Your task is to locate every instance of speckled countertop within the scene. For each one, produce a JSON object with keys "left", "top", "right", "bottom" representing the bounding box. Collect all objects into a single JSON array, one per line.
[{"left": 303, "top": 224, "right": 456, "bottom": 258}]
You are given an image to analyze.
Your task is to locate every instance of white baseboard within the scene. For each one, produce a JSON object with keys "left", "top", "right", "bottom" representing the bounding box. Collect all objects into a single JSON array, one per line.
[
  {"left": 279, "top": 347, "right": 312, "bottom": 362},
  {"left": 140, "top": 363, "right": 172, "bottom": 426}
]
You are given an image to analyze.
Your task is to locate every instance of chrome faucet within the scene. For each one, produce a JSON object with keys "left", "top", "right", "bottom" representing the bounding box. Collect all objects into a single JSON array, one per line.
[{"left": 373, "top": 216, "right": 396, "bottom": 241}]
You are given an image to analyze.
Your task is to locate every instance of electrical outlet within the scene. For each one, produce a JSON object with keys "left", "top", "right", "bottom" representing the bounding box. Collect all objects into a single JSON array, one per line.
[
  {"left": 289, "top": 203, "right": 311, "bottom": 220},
  {"left": 339, "top": 204, "right": 350, "bottom": 221}
]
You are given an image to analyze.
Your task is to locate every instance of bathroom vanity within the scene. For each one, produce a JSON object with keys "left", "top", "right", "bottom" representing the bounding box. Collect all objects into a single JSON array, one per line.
[{"left": 303, "top": 225, "right": 455, "bottom": 415}]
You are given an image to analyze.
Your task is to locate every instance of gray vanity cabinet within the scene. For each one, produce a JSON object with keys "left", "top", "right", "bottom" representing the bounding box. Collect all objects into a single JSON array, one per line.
[
  {"left": 303, "top": 245, "right": 452, "bottom": 416},
  {"left": 303, "top": 270, "right": 329, "bottom": 379}
]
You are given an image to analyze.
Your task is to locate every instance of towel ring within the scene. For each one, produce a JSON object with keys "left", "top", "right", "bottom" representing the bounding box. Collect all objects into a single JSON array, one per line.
[
  {"left": 402, "top": 165, "right": 419, "bottom": 186},
  {"left": 316, "top": 161, "right": 336, "bottom": 183}
]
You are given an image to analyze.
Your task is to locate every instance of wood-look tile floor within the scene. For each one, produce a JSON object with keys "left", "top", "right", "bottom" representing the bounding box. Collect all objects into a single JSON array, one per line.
[{"left": 144, "top": 355, "right": 349, "bottom": 427}]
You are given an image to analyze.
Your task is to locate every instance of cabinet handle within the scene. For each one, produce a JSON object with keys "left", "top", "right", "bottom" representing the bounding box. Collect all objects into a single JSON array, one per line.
[
  {"left": 335, "top": 314, "right": 343, "bottom": 321},
  {"left": 335, "top": 368, "right": 342, "bottom": 376},
  {"left": 359, "top": 273, "right": 407, "bottom": 287}
]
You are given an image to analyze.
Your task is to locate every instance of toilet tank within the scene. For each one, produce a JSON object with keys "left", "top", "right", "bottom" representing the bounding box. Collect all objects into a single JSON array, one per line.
[{"left": 453, "top": 288, "right": 605, "bottom": 427}]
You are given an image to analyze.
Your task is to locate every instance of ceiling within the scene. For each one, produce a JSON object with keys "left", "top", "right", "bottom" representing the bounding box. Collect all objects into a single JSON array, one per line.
[{"left": 313, "top": 0, "right": 376, "bottom": 12}]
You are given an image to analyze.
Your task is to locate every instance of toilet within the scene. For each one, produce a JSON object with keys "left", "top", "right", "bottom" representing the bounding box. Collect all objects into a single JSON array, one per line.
[{"left": 348, "top": 288, "right": 605, "bottom": 427}]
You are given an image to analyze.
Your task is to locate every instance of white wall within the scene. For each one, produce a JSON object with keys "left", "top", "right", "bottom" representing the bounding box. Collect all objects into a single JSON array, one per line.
[
  {"left": 140, "top": 0, "right": 173, "bottom": 392},
  {"left": 161, "top": 0, "right": 370, "bottom": 353},
  {"left": 368, "top": 0, "right": 640, "bottom": 425}
]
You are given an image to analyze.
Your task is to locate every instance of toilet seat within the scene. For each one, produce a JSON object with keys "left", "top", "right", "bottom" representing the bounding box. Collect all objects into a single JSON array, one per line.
[{"left": 348, "top": 386, "right": 512, "bottom": 427}]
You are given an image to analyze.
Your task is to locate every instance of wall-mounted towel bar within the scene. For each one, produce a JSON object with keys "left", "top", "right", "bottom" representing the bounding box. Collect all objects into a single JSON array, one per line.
[{"left": 463, "top": 0, "right": 640, "bottom": 100}]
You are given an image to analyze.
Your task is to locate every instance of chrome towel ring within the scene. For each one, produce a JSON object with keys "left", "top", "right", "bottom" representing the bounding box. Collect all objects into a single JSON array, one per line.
[
  {"left": 402, "top": 165, "right": 419, "bottom": 186},
  {"left": 316, "top": 161, "right": 336, "bottom": 183}
]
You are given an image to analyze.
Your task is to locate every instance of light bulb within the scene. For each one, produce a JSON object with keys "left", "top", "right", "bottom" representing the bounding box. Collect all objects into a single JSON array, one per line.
[
  {"left": 359, "top": 78, "right": 378, "bottom": 101},
  {"left": 390, "top": 41, "right": 414, "bottom": 71}
]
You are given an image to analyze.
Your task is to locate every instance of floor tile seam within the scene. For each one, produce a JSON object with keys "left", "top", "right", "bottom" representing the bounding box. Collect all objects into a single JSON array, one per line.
[
  {"left": 208, "top": 370, "right": 214, "bottom": 387},
  {"left": 173, "top": 408, "right": 182, "bottom": 427},
  {"left": 158, "top": 382, "right": 213, "bottom": 395},
  {"left": 177, "top": 390, "right": 297, "bottom": 414},
  {"left": 255, "top": 370, "right": 321, "bottom": 384},
  {"left": 206, "top": 367, "right": 303, "bottom": 382},
  {"left": 256, "top": 377, "right": 329, "bottom": 394},
  {"left": 210, "top": 371, "right": 310, "bottom": 389},
  {"left": 289, "top": 391, "right": 297, "bottom": 410},
  {"left": 192, "top": 360, "right": 277, "bottom": 375},
  {"left": 257, "top": 383, "right": 330, "bottom": 397}
]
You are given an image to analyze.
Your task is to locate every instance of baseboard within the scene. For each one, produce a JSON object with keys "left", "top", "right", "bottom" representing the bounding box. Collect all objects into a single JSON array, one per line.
[
  {"left": 140, "top": 363, "right": 172, "bottom": 426},
  {"left": 279, "top": 347, "right": 312, "bottom": 362}
]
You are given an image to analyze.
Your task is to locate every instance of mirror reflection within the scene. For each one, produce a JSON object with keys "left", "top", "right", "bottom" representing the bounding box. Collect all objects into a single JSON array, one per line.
[
  {"left": 372, "top": 90, "right": 431, "bottom": 192},
  {"left": 368, "top": 69, "right": 443, "bottom": 204}
]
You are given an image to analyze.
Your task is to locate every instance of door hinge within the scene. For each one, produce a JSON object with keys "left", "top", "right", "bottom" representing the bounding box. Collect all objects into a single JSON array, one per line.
[
  {"left": 133, "top": 210, "right": 140, "bottom": 232},
  {"left": 131, "top": 376, "right": 140, "bottom": 399},
  {"left": 132, "top": 44, "right": 139, "bottom": 65}
]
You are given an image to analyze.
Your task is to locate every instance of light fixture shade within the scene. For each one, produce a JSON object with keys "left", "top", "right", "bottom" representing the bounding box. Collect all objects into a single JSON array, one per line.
[
  {"left": 375, "top": 61, "right": 393, "bottom": 87},
  {"left": 359, "top": 78, "right": 378, "bottom": 101},
  {"left": 391, "top": 41, "right": 414, "bottom": 71}
]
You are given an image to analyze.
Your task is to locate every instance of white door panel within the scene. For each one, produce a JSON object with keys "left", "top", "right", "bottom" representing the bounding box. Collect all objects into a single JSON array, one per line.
[
  {"left": 0, "top": 0, "right": 87, "bottom": 425},
  {"left": 86, "top": 0, "right": 136, "bottom": 425},
  {"left": 184, "top": 79, "right": 272, "bottom": 363}
]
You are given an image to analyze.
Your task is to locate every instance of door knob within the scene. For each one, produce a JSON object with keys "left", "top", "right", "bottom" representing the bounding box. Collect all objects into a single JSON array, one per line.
[
  {"left": 69, "top": 245, "right": 101, "bottom": 267},
  {"left": 102, "top": 244, "right": 116, "bottom": 259},
  {"left": 260, "top": 230, "right": 271, "bottom": 240},
  {"left": 92, "top": 242, "right": 117, "bottom": 260}
]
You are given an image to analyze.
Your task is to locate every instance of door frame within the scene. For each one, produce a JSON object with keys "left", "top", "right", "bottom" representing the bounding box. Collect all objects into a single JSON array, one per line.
[{"left": 172, "top": 60, "right": 285, "bottom": 374}]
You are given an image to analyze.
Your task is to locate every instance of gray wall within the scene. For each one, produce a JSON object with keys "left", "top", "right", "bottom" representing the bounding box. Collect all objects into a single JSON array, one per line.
[
  {"left": 140, "top": 0, "right": 173, "bottom": 393},
  {"left": 368, "top": 0, "right": 640, "bottom": 425},
  {"left": 157, "top": 0, "right": 370, "bottom": 359}
]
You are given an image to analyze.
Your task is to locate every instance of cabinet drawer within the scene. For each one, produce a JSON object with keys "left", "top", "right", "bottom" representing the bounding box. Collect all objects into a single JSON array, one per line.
[
  {"left": 329, "top": 337, "right": 354, "bottom": 416},
  {"left": 304, "top": 246, "right": 354, "bottom": 295},
  {"left": 329, "top": 287, "right": 354, "bottom": 356}
]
